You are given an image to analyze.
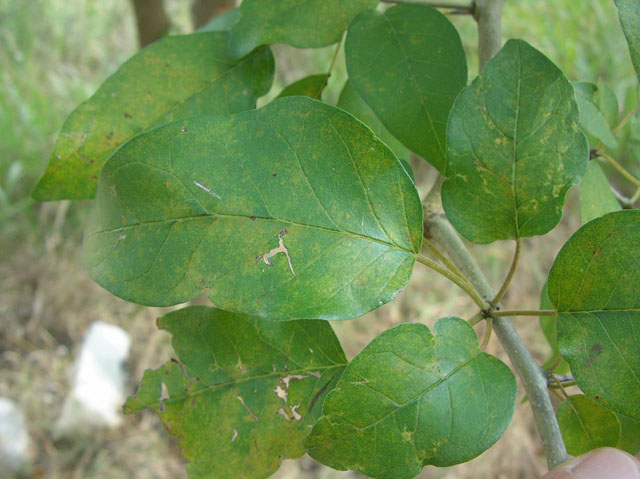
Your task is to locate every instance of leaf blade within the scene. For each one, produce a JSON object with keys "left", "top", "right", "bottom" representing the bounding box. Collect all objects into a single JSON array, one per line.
[
  {"left": 345, "top": 4, "right": 467, "bottom": 171},
  {"left": 557, "top": 394, "right": 621, "bottom": 456},
  {"left": 228, "top": 0, "right": 377, "bottom": 59},
  {"left": 83, "top": 97, "right": 422, "bottom": 320},
  {"left": 305, "top": 318, "right": 516, "bottom": 479},
  {"left": 548, "top": 210, "right": 640, "bottom": 420},
  {"left": 615, "top": 0, "right": 640, "bottom": 84},
  {"left": 32, "top": 32, "right": 274, "bottom": 201},
  {"left": 442, "top": 39, "right": 588, "bottom": 244},
  {"left": 125, "top": 306, "right": 347, "bottom": 479}
]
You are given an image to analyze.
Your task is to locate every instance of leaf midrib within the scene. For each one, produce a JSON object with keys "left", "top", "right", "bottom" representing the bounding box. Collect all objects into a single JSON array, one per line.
[{"left": 88, "top": 211, "right": 417, "bottom": 254}]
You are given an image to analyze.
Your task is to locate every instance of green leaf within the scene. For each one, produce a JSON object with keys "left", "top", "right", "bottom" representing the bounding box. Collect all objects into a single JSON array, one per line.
[
  {"left": 573, "top": 82, "right": 618, "bottom": 149},
  {"left": 32, "top": 32, "right": 274, "bottom": 201},
  {"left": 337, "top": 80, "right": 413, "bottom": 180},
  {"left": 580, "top": 161, "right": 621, "bottom": 224},
  {"left": 548, "top": 209, "right": 640, "bottom": 420},
  {"left": 345, "top": 4, "right": 467, "bottom": 172},
  {"left": 125, "top": 306, "right": 347, "bottom": 479},
  {"left": 83, "top": 96, "right": 422, "bottom": 320},
  {"left": 556, "top": 395, "right": 621, "bottom": 456},
  {"left": 277, "top": 74, "right": 329, "bottom": 100},
  {"left": 615, "top": 0, "right": 640, "bottom": 83},
  {"left": 305, "top": 318, "right": 516, "bottom": 479},
  {"left": 199, "top": 7, "right": 239, "bottom": 31},
  {"left": 442, "top": 39, "right": 588, "bottom": 244},
  {"left": 539, "top": 283, "right": 569, "bottom": 374},
  {"left": 228, "top": 0, "right": 377, "bottom": 59},
  {"left": 616, "top": 413, "right": 640, "bottom": 455},
  {"left": 595, "top": 79, "right": 620, "bottom": 129}
]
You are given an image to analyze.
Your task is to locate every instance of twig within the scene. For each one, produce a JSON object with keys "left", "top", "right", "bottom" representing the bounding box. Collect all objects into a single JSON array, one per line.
[
  {"left": 416, "top": 254, "right": 489, "bottom": 309},
  {"left": 492, "top": 309, "right": 556, "bottom": 317},
  {"left": 491, "top": 237, "right": 521, "bottom": 306},
  {"left": 380, "top": 0, "right": 475, "bottom": 14},
  {"left": 598, "top": 151, "right": 640, "bottom": 188},
  {"left": 612, "top": 104, "right": 640, "bottom": 136}
]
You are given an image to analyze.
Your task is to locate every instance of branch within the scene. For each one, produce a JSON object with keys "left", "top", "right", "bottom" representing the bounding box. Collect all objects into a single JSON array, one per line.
[
  {"left": 492, "top": 309, "right": 556, "bottom": 317},
  {"left": 474, "top": 0, "right": 506, "bottom": 71},
  {"left": 380, "top": 0, "right": 475, "bottom": 13}
]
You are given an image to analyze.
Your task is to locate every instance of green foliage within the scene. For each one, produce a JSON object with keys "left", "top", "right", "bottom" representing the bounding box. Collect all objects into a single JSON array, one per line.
[
  {"left": 305, "top": 318, "right": 516, "bottom": 479},
  {"left": 574, "top": 82, "right": 618, "bottom": 149},
  {"left": 31, "top": 1, "right": 640, "bottom": 477},
  {"left": 556, "top": 395, "right": 621, "bottom": 456},
  {"left": 125, "top": 306, "right": 347, "bottom": 479},
  {"left": 83, "top": 96, "right": 422, "bottom": 319},
  {"left": 228, "top": 0, "right": 377, "bottom": 59},
  {"left": 33, "top": 32, "right": 274, "bottom": 201},
  {"left": 277, "top": 74, "right": 329, "bottom": 99},
  {"left": 345, "top": 4, "right": 467, "bottom": 172},
  {"left": 337, "top": 80, "right": 411, "bottom": 166},
  {"left": 442, "top": 39, "right": 588, "bottom": 244},
  {"left": 580, "top": 161, "right": 621, "bottom": 224},
  {"left": 615, "top": 0, "right": 640, "bottom": 83},
  {"left": 549, "top": 210, "right": 640, "bottom": 421}
]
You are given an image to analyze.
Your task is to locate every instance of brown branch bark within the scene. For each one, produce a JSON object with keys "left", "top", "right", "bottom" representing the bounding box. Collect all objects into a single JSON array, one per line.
[
  {"left": 131, "top": 0, "right": 171, "bottom": 48},
  {"left": 191, "top": 0, "right": 236, "bottom": 30}
]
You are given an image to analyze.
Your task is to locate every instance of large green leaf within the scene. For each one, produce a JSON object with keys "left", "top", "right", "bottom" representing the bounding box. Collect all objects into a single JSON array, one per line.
[
  {"left": 32, "top": 32, "right": 274, "bottom": 201},
  {"left": 442, "top": 39, "right": 588, "bottom": 244},
  {"left": 277, "top": 74, "right": 329, "bottom": 100},
  {"left": 573, "top": 82, "right": 618, "bottom": 149},
  {"left": 616, "top": 0, "right": 640, "bottom": 83},
  {"left": 345, "top": 4, "right": 467, "bottom": 172},
  {"left": 305, "top": 318, "right": 516, "bottom": 479},
  {"left": 580, "top": 160, "right": 620, "bottom": 224},
  {"left": 548, "top": 210, "right": 640, "bottom": 420},
  {"left": 83, "top": 96, "right": 422, "bottom": 320},
  {"left": 556, "top": 395, "right": 621, "bottom": 456},
  {"left": 125, "top": 306, "right": 347, "bottom": 479},
  {"left": 200, "top": 7, "right": 239, "bottom": 31},
  {"left": 228, "top": 0, "right": 377, "bottom": 59}
]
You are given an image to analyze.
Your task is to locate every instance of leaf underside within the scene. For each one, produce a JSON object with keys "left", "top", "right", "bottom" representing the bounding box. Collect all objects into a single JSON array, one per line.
[
  {"left": 345, "top": 4, "right": 467, "bottom": 172},
  {"left": 277, "top": 74, "right": 330, "bottom": 100},
  {"left": 228, "top": 0, "right": 377, "bottom": 59},
  {"left": 83, "top": 96, "right": 422, "bottom": 320},
  {"left": 442, "top": 39, "right": 588, "bottom": 244},
  {"left": 549, "top": 210, "right": 640, "bottom": 420},
  {"left": 556, "top": 394, "right": 621, "bottom": 456},
  {"left": 125, "top": 306, "right": 347, "bottom": 479},
  {"left": 580, "top": 161, "right": 620, "bottom": 224},
  {"left": 33, "top": 32, "right": 274, "bottom": 201},
  {"left": 305, "top": 318, "right": 516, "bottom": 479}
]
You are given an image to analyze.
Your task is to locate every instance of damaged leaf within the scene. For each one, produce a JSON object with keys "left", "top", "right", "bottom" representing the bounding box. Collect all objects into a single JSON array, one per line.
[
  {"left": 228, "top": 0, "right": 377, "bottom": 59},
  {"left": 345, "top": 4, "right": 467, "bottom": 171},
  {"left": 305, "top": 318, "right": 516, "bottom": 479},
  {"left": 32, "top": 31, "right": 274, "bottom": 201},
  {"left": 548, "top": 210, "right": 640, "bottom": 421},
  {"left": 125, "top": 306, "right": 347, "bottom": 479},
  {"left": 442, "top": 39, "right": 588, "bottom": 244},
  {"left": 83, "top": 96, "right": 422, "bottom": 320}
]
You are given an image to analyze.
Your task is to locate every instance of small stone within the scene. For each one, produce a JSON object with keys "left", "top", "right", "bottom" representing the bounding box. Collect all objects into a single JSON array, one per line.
[
  {"left": 57, "top": 321, "right": 130, "bottom": 434},
  {"left": 0, "top": 398, "right": 32, "bottom": 471}
]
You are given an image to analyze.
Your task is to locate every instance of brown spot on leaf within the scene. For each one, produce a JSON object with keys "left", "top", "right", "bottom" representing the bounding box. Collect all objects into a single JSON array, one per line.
[{"left": 124, "top": 112, "right": 133, "bottom": 119}]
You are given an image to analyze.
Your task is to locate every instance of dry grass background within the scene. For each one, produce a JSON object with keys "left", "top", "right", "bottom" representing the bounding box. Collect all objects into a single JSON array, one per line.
[{"left": 0, "top": 0, "right": 635, "bottom": 478}]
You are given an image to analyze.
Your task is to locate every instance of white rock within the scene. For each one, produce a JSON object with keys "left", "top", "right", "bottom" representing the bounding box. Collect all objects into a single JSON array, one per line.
[
  {"left": 0, "top": 397, "right": 32, "bottom": 471},
  {"left": 57, "top": 321, "right": 131, "bottom": 433}
]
